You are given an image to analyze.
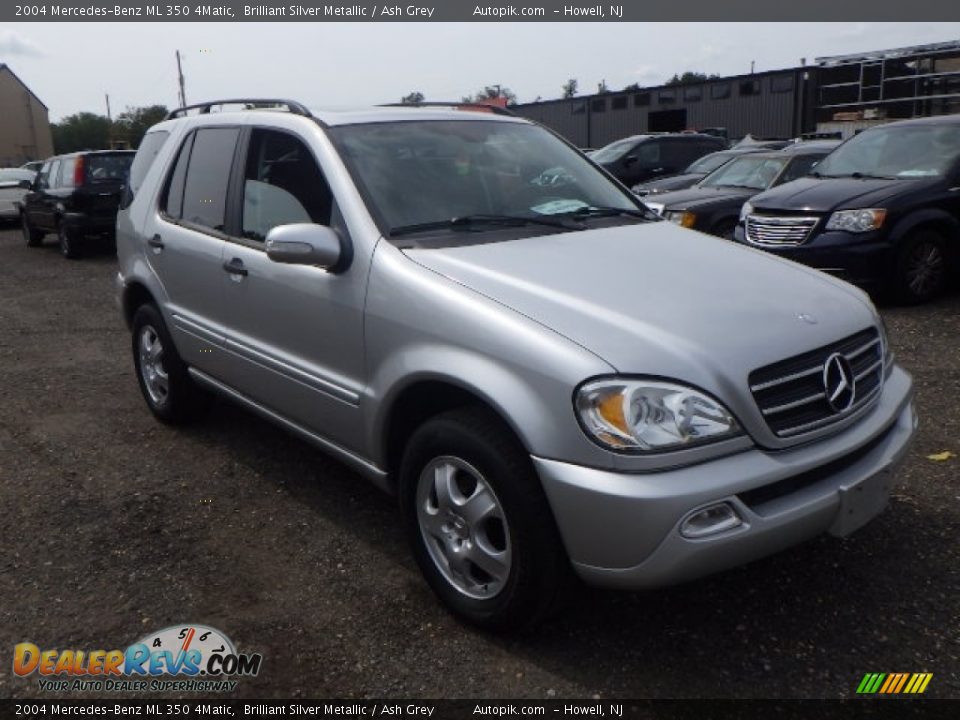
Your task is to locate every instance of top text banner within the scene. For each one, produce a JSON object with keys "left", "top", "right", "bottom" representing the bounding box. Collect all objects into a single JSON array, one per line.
[{"left": 5, "top": 0, "right": 960, "bottom": 22}]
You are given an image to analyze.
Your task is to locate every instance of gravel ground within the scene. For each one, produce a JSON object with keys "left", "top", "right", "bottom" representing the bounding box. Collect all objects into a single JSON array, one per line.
[{"left": 0, "top": 225, "right": 957, "bottom": 701}]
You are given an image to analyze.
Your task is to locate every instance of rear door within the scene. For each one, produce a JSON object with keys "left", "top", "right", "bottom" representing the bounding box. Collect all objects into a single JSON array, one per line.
[{"left": 146, "top": 126, "right": 240, "bottom": 373}]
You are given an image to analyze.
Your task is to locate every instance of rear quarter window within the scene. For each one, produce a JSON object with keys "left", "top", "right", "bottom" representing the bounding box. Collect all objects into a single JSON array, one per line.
[
  {"left": 86, "top": 153, "right": 134, "bottom": 183},
  {"left": 128, "top": 132, "right": 170, "bottom": 196}
]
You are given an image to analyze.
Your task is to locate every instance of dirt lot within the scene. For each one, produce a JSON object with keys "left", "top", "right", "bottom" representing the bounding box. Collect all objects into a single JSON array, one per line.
[{"left": 0, "top": 225, "right": 957, "bottom": 701}]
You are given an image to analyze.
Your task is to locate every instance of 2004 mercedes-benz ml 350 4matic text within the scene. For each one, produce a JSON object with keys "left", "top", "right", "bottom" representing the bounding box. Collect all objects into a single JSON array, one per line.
[{"left": 116, "top": 100, "right": 916, "bottom": 629}]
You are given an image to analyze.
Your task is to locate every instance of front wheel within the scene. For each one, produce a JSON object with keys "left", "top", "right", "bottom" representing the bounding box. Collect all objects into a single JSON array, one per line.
[
  {"left": 895, "top": 229, "right": 949, "bottom": 304},
  {"left": 131, "top": 304, "right": 210, "bottom": 424},
  {"left": 22, "top": 213, "right": 44, "bottom": 247},
  {"left": 399, "top": 407, "right": 570, "bottom": 630}
]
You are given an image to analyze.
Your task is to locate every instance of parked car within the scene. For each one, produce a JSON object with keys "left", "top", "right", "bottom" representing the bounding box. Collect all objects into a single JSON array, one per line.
[
  {"left": 736, "top": 115, "right": 960, "bottom": 303},
  {"left": 591, "top": 133, "right": 726, "bottom": 186},
  {"left": 644, "top": 142, "right": 838, "bottom": 238},
  {"left": 20, "top": 149, "right": 135, "bottom": 258},
  {"left": 0, "top": 168, "right": 35, "bottom": 221},
  {"left": 20, "top": 160, "right": 44, "bottom": 173},
  {"left": 631, "top": 147, "right": 767, "bottom": 196},
  {"left": 117, "top": 100, "right": 915, "bottom": 629}
]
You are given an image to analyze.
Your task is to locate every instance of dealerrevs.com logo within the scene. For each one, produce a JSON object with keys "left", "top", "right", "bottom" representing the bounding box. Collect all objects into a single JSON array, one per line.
[{"left": 13, "top": 624, "right": 262, "bottom": 693}]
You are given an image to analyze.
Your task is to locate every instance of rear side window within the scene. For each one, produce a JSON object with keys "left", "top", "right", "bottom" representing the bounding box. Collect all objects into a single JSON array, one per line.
[
  {"left": 128, "top": 132, "right": 169, "bottom": 196},
  {"left": 60, "top": 157, "right": 77, "bottom": 188},
  {"left": 165, "top": 127, "right": 240, "bottom": 232}
]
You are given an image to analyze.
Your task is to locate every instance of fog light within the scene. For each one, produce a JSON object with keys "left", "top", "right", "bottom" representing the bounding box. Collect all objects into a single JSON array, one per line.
[{"left": 680, "top": 503, "right": 742, "bottom": 539}]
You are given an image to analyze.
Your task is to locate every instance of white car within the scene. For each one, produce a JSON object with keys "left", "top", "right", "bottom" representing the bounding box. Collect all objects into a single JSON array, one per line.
[{"left": 0, "top": 168, "right": 35, "bottom": 220}]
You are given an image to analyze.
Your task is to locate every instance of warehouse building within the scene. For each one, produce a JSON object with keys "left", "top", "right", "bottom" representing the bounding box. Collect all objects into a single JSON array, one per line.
[
  {"left": 513, "top": 40, "right": 960, "bottom": 148},
  {"left": 0, "top": 64, "right": 54, "bottom": 166}
]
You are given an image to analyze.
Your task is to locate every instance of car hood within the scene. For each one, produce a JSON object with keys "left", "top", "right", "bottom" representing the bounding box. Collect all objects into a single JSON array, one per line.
[
  {"left": 403, "top": 222, "right": 876, "bottom": 393},
  {"left": 751, "top": 175, "right": 938, "bottom": 213},
  {"left": 652, "top": 185, "right": 755, "bottom": 211},
  {"left": 634, "top": 173, "right": 704, "bottom": 194}
]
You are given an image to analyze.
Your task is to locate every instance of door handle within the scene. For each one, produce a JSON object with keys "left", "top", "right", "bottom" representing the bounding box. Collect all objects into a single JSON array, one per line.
[
  {"left": 147, "top": 234, "right": 164, "bottom": 251},
  {"left": 222, "top": 258, "right": 248, "bottom": 277}
]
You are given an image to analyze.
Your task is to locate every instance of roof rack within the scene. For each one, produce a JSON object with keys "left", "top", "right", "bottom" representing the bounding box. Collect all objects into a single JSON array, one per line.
[
  {"left": 378, "top": 101, "right": 516, "bottom": 117},
  {"left": 165, "top": 99, "right": 313, "bottom": 120}
]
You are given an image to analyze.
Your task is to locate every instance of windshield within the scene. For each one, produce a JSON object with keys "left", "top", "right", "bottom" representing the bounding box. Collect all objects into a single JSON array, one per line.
[
  {"left": 590, "top": 137, "right": 641, "bottom": 163},
  {"left": 330, "top": 120, "right": 640, "bottom": 236},
  {"left": 86, "top": 154, "right": 134, "bottom": 182},
  {"left": 699, "top": 155, "right": 787, "bottom": 190},
  {"left": 814, "top": 124, "right": 960, "bottom": 179},
  {"left": 685, "top": 151, "right": 735, "bottom": 175}
]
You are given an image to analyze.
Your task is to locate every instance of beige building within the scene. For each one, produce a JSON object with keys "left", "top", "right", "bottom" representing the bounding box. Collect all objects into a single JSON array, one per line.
[{"left": 0, "top": 64, "right": 54, "bottom": 166}]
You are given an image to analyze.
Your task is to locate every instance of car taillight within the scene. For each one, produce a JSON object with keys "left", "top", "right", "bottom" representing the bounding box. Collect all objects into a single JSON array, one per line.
[{"left": 74, "top": 156, "right": 85, "bottom": 186}]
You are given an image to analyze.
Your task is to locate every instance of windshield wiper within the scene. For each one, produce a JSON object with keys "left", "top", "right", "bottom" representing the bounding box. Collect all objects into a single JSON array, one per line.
[
  {"left": 818, "top": 172, "right": 897, "bottom": 180},
  {"left": 390, "top": 213, "right": 580, "bottom": 237},
  {"left": 567, "top": 205, "right": 658, "bottom": 221}
]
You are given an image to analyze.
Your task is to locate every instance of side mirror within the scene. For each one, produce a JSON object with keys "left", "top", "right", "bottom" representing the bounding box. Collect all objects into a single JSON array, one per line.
[
  {"left": 265, "top": 223, "right": 342, "bottom": 269},
  {"left": 18, "top": 179, "right": 32, "bottom": 190}
]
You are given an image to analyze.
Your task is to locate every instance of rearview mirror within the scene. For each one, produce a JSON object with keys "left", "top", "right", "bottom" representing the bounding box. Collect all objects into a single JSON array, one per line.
[
  {"left": 265, "top": 223, "right": 342, "bottom": 270},
  {"left": 623, "top": 154, "right": 638, "bottom": 165}
]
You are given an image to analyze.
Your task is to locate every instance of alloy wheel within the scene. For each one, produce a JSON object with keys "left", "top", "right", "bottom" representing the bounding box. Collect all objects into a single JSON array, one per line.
[{"left": 138, "top": 324, "right": 170, "bottom": 407}]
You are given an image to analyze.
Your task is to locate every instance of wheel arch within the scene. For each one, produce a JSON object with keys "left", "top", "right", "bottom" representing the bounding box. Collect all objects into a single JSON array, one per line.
[{"left": 122, "top": 281, "right": 158, "bottom": 330}]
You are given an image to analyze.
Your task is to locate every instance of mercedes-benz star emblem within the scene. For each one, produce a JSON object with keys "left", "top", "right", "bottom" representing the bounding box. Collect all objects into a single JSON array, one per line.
[{"left": 823, "top": 353, "right": 856, "bottom": 413}]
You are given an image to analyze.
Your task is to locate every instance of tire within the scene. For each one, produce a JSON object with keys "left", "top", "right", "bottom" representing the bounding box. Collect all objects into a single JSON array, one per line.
[
  {"left": 22, "top": 213, "right": 44, "bottom": 247},
  {"left": 58, "top": 223, "right": 81, "bottom": 259},
  {"left": 894, "top": 229, "right": 949, "bottom": 304},
  {"left": 399, "top": 407, "right": 571, "bottom": 630},
  {"left": 131, "top": 304, "right": 211, "bottom": 424},
  {"left": 710, "top": 219, "right": 738, "bottom": 240}
]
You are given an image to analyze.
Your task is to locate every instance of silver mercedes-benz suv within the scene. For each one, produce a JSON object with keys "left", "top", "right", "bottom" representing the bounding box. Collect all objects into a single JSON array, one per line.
[{"left": 116, "top": 99, "right": 916, "bottom": 629}]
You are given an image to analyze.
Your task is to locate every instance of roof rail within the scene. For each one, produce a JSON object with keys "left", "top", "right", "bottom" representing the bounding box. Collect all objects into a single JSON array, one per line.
[
  {"left": 165, "top": 99, "right": 313, "bottom": 120},
  {"left": 378, "top": 101, "right": 516, "bottom": 117}
]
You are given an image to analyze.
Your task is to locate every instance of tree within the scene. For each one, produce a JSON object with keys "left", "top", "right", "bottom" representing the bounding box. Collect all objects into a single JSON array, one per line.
[
  {"left": 462, "top": 85, "right": 518, "bottom": 106},
  {"left": 561, "top": 78, "right": 578, "bottom": 98},
  {"left": 51, "top": 112, "right": 112, "bottom": 154},
  {"left": 622, "top": 82, "right": 642, "bottom": 91},
  {"left": 401, "top": 91, "right": 425, "bottom": 105},
  {"left": 113, "top": 105, "right": 169, "bottom": 148},
  {"left": 666, "top": 71, "right": 721, "bottom": 86}
]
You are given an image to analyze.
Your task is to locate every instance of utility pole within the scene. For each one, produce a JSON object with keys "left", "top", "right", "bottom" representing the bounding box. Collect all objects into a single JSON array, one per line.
[
  {"left": 105, "top": 93, "right": 112, "bottom": 122},
  {"left": 176, "top": 50, "right": 187, "bottom": 108}
]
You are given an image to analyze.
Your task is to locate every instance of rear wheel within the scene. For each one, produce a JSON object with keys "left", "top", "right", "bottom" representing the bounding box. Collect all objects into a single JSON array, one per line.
[
  {"left": 131, "top": 304, "right": 210, "bottom": 424},
  {"left": 399, "top": 407, "right": 570, "bottom": 630},
  {"left": 58, "top": 223, "right": 81, "bottom": 259},
  {"left": 895, "top": 229, "right": 949, "bottom": 304},
  {"left": 21, "top": 213, "right": 43, "bottom": 247}
]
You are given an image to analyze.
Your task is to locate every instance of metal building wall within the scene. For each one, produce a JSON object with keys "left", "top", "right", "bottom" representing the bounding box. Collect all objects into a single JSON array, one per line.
[{"left": 515, "top": 69, "right": 807, "bottom": 148}]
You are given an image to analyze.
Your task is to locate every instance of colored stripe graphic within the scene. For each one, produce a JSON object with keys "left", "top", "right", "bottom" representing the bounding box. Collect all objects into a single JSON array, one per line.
[{"left": 857, "top": 672, "right": 932, "bottom": 694}]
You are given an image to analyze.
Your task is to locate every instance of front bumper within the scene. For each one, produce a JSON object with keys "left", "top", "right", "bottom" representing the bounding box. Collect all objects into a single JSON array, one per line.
[
  {"left": 733, "top": 224, "right": 894, "bottom": 288},
  {"left": 535, "top": 365, "right": 915, "bottom": 589}
]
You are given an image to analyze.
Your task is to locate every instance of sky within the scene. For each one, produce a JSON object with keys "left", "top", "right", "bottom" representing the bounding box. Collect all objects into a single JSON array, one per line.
[{"left": 3, "top": 22, "right": 960, "bottom": 121}]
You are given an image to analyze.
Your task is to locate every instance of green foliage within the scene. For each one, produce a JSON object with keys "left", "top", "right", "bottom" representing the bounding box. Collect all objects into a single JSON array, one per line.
[
  {"left": 51, "top": 112, "right": 112, "bottom": 154},
  {"left": 666, "top": 72, "right": 721, "bottom": 86},
  {"left": 462, "top": 85, "right": 518, "bottom": 106},
  {"left": 51, "top": 105, "right": 170, "bottom": 154},
  {"left": 562, "top": 79, "right": 578, "bottom": 98},
  {"left": 401, "top": 91, "right": 425, "bottom": 104}
]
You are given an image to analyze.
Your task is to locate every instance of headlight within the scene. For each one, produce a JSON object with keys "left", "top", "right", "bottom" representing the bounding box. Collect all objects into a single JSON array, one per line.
[
  {"left": 665, "top": 210, "right": 696, "bottom": 228},
  {"left": 739, "top": 201, "right": 753, "bottom": 223},
  {"left": 825, "top": 208, "right": 886, "bottom": 233},
  {"left": 575, "top": 379, "right": 742, "bottom": 452}
]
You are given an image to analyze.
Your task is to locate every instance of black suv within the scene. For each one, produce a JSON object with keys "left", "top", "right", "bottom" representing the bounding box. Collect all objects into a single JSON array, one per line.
[
  {"left": 20, "top": 150, "right": 135, "bottom": 258},
  {"left": 735, "top": 116, "right": 960, "bottom": 303},
  {"left": 591, "top": 133, "right": 726, "bottom": 187}
]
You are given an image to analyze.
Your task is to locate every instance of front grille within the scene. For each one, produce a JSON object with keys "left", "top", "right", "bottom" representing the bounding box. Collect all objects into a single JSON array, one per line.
[
  {"left": 745, "top": 215, "right": 819, "bottom": 246},
  {"left": 749, "top": 328, "right": 884, "bottom": 438}
]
